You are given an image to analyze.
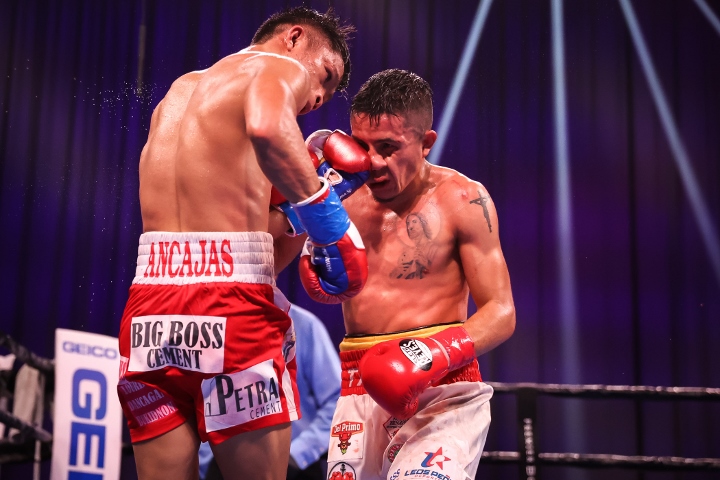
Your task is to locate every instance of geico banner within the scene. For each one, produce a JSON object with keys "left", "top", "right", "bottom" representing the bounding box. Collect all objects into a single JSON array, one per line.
[{"left": 51, "top": 329, "right": 122, "bottom": 480}]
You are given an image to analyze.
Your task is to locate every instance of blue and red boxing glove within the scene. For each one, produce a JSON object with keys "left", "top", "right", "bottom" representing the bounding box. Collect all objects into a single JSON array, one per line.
[
  {"left": 270, "top": 130, "right": 371, "bottom": 237},
  {"left": 293, "top": 177, "right": 368, "bottom": 304},
  {"left": 269, "top": 188, "right": 305, "bottom": 236},
  {"left": 306, "top": 129, "right": 371, "bottom": 201},
  {"left": 358, "top": 326, "right": 476, "bottom": 419}
]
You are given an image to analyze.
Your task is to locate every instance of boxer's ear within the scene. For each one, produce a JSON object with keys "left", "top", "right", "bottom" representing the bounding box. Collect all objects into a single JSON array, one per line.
[
  {"left": 421, "top": 130, "right": 437, "bottom": 158},
  {"left": 284, "top": 26, "right": 304, "bottom": 51}
]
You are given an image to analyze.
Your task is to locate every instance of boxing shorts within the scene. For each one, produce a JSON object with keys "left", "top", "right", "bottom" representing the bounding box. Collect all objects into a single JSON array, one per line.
[
  {"left": 117, "top": 231, "right": 299, "bottom": 445},
  {"left": 327, "top": 323, "right": 493, "bottom": 480}
]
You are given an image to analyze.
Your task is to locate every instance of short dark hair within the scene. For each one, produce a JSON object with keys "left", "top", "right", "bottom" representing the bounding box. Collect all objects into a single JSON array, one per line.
[
  {"left": 351, "top": 69, "right": 433, "bottom": 130},
  {"left": 252, "top": 7, "right": 354, "bottom": 91}
]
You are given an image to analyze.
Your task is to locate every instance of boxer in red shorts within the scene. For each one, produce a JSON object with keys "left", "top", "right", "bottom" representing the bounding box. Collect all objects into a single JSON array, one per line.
[
  {"left": 116, "top": 8, "right": 366, "bottom": 480},
  {"left": 117, "top": 231, "right": 298, "bottom": 446}
]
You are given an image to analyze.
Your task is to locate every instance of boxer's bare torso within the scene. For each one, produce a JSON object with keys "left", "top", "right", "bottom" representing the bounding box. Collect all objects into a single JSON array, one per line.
[
  {"left": 342, "top": 112, "right": 514, "bottom": 354},
  {"left": 139, "top": 42, "right": 343, "bottom": 234},
  {"left": 344, "top": 165, "right": 490, "bottom": 331}
]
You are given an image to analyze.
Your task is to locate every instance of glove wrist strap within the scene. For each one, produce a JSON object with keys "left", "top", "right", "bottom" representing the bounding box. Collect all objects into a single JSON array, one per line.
[
  {"left": 292, "top": 176, "right": 329, "bottom": 207},
  {"left": 431, "top": 326, "right": 476, "bottom": 371}
]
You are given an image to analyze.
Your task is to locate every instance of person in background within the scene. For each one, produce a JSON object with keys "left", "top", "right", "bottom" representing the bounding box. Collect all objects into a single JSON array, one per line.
[{"left": 199, "top": 303, "right": 341, "bottom": 480}]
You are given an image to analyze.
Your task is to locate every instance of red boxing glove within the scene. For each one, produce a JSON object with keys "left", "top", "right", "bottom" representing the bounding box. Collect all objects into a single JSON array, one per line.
[
  {"left": 270, "top": 129, "right": 370, "bottom": 237},
  {"left": 306, "top": 129, "right": 371, "bottom": 200},
  {"left": 359, "top": 326, "right": 476, "bottom": 419}
]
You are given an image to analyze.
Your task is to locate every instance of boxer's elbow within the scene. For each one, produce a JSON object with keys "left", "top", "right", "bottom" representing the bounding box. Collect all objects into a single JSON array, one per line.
[
  {"left": 497, "top": 301, "right": 516, "bottom": 343},
  {"left": 247, "top": 119, "right": 277, "bottom": 150},
  {"left": 480, "top": 302, "right": 515, "bottom": 356}
]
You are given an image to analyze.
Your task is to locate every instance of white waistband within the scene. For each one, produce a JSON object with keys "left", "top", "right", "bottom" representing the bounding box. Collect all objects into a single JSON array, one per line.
[{"left": 133, "top": 231, "right": 275, "bottom": 286}]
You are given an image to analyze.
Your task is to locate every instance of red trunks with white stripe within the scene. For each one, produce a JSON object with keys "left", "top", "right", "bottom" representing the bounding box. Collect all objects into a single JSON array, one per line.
[{"left": 117, "top": 232, "right": 299, "bottom": 445}]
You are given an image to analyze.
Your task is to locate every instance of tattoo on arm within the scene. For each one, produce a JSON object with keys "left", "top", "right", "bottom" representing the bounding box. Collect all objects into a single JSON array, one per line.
[{"left": 469, "top": 192, "right": 493, "bottom": 232}]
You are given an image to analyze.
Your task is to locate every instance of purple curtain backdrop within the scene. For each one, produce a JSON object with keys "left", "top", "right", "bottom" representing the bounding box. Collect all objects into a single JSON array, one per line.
[{"left": 1, "top": 0, "right": 718, "bottom": 479}]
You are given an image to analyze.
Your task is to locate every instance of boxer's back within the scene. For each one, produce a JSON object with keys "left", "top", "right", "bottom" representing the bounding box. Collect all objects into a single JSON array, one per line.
[{"left": 139, "top": 52, "right": 297, "bottom": 233}]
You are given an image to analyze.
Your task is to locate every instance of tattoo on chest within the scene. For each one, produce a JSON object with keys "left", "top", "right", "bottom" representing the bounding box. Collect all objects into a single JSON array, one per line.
[
  {"left": 389, "top": 211, "right": 438, "bottom": 280},
  {"left": 470, "top": 191, "right": 492, "bottom": 232}
]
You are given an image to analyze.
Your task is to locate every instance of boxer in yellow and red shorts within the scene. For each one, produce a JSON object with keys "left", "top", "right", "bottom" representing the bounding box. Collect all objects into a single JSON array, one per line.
[
  {"left": 327, "top": 324, "right": 493, "bottom": 480},
  {"left": 118, "top": 232, "right": 299, "bottom": 446},
  {"left": 316, "top": 70, "right": 516, "bottom": 480}
]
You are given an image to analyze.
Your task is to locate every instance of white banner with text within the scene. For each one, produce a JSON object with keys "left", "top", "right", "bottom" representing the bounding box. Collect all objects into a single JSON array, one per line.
[{"left": 51, "top": 329, "right": 122, "bottom": 480}]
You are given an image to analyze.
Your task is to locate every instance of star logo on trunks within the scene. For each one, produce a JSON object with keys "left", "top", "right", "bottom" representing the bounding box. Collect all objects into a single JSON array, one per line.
[
  {"left": 328, "top": 462, "right": 356, "bottom": 480},
  {"left": 331, "top": 421, "right": 364, "bottom": 454},
  {"left": 421, "top": 447, "right": 451, "bottom": 470}
]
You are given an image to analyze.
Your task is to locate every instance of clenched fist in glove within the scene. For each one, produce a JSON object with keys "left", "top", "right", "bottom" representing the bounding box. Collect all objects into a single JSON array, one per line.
[
  {"left": 359, "top": 326, "right": 477, "bottom": 419},
  {"left": 271, "top": 129, "right": 371, "bottom": 237},
  {"left": 306, "top": 129, "right": 371, "bottom": 201},
  {"left": 293, "top": 177, "right": 368, "bottom": 304}
]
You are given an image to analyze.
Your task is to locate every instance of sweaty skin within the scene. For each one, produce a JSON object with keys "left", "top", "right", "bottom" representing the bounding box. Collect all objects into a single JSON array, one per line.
[
  {"left": 131, "top": 25, "right": 345, "bottom": 480},
  {"left": 342, "top": 113, "right": 515, "bottom": 357},
  {"left": 138, "top": 27, "right": 344, "bottom": 235}
]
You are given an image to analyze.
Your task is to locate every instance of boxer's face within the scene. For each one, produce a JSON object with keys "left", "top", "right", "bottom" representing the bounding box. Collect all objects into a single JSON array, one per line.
[
  {"left": 301, "top": 47, "right": 343, "bottom": 113},
  {"left": 351, "top": 112, "right": 436, "bottom": 201},
  {"left": 290, "top": 31, "right": 344, "bottom": 114}
]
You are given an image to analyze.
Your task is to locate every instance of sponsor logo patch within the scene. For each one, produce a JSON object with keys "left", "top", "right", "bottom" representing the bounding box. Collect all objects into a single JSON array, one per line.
[
  {"left": 387, "top": 443, "right": 403, "bottom": 463},
  {"left": 421, "top": 447, "right": 451, "bottom": 470},
  {"left": 129, "top": 315, "right": 226, "bottom": 373},
  {"left": 399, "top": 339, "right": 433, "bottom": 371},
  {"left": 403, "top": 469, "right": 451, "bottom": 480},
  {"left": 202, "top": 359, "right": 282, "bottom": 432},
  {"left": 328, "top": 462, "right": 356, "bottom": 480},
  {"left": 383, "top": 416, "right": 408, "bottom": 439},
  {"left": 331, "top": 421, "right": 364, "bottom": 455}
]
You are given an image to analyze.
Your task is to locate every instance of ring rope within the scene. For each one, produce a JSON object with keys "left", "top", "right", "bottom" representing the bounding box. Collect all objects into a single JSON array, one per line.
[
  {"left": 489, "top": 381, "right": 720, "bottom": 400},
  {"left": 483, "top": 381, "right": 720, "bottom": 472},
  {"left": 481, "top": 451, "right": 720, "bottom": 470},
  {"left": 0, "top": 331, "right": 54, "bottom": 375}
]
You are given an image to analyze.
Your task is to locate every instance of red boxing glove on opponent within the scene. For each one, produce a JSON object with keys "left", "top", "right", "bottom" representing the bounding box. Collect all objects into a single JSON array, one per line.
[{"left": 359, "top": 326, "right": 476, "bottom": 419}]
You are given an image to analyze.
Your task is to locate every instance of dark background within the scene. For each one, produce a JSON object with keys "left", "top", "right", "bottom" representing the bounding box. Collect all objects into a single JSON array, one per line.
[{"left": 1, "top": 0, "right": 719, "bottom": 479}]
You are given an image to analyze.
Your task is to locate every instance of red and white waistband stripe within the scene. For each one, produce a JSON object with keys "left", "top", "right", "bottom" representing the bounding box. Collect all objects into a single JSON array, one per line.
[{"left": 132, "top": 231, "right": 275, "bottom": 286}]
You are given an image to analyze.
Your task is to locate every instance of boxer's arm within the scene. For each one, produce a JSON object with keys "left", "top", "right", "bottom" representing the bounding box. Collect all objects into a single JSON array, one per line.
[
  {"left": 359, "top": 182, "right": 515, "bottom": 419},
  {"left": 273, "top": 229, "right": 307, "bottom": 273},
  {"left": 245, "top": 60, "right": 321, "bottom": 203},
  {"left": 455, "top": 183, "right": 516, "bottom": 356},
  {"left": 272, "top": 130, "right": 372, "bottom": 238}
]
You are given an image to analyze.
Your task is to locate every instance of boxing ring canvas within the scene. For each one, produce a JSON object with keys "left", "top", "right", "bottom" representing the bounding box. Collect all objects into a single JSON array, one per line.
[{"left": 1, "top": 0, "right": 719, "bottom": 479}]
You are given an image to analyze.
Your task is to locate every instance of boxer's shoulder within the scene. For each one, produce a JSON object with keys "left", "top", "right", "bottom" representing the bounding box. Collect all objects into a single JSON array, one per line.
[
  {"left": 429, "top": 165, "right": 487, "bottom": 200},
  {"left": 222, "top": 49, "right": 307, "bottom": 78},
  {"left": 427, "top": 166, "right": 492, "bottom": 221}
]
